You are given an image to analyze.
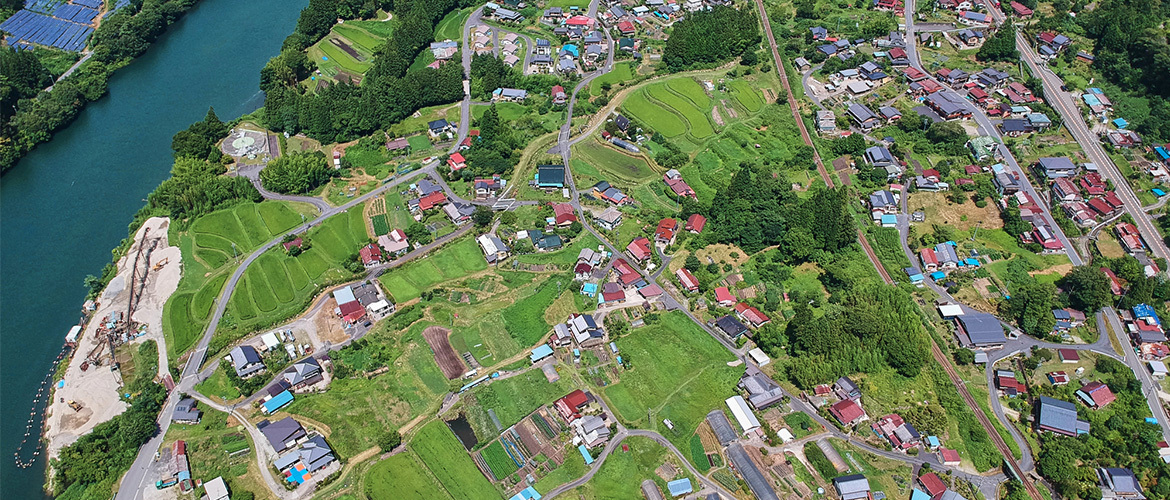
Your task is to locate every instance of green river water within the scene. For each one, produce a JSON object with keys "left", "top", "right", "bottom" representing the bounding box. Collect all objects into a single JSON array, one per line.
[{"left": 0, "top": 0, "right": 306, "bottom": 495}]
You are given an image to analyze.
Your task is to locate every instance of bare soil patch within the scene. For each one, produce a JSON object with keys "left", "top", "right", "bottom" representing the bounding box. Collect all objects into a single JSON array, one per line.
[
  {"left": 908, "top": 192, "right": 1004, "bottom": 232},
  {"left": 711, "top": 107, "right": 725, "bottom": 127},
  {"left": 314, "top": 298, "right": 350, "bottom": 345},
  {"left": 423, "top": 326, "right": 466, "bottom": 379}
]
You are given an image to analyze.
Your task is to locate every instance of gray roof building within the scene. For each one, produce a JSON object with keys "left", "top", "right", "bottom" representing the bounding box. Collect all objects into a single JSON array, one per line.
[
  {"left": 834, "top": 474, "right": 872, "bottom": 500},
  {"left": 283, "top": 357, "right": 322, "bottom": 387},
  {"left": 741, "top": 368, "right": 785, "bottom": 409},
  {"left": 865, "top": 146, "right": 896, "bottom": 167},
  {"left": 1036, "top": 396, "right": 1088, "bottom": 437},
  {"left": 707, "top": 409, "right": 737, "bottom": 445},
  {"left": 958, "top": 312, "right": 1006, "bottom": 346},
  {"left": 1037, "top": 157, "right": 1078, "bottom": 178},
  {"left": 230, "top": 345, "right": 265, "bottom": 378},
  {"left": 258, "top": 417, "right": 307, "bottom": 453},
  {"left": 847, "top": 103, "right": 880, "bottom": 129},
  {"left": 172, "top": 398, "right": 202, "bottom": 423},
  {"left": 1098, "top": 468, "right": 1143, "bottom": 499},
  {"left": 273, "top": 435, "right": 336, "bottom": 473}
]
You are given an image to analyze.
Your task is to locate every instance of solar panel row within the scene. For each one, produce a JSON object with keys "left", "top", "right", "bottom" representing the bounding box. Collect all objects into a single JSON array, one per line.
[
  {"left": 0, "top": 10, "right": 93, "bottom": 51},
  {"left": 22, "top": 0, "right": 64, "bottom": 15},
  {"left": 52, "top": 4, "right": 99, "bottom": 24},
  {"left": 72, "top": 0, "right": 103, "bottom": 8}
]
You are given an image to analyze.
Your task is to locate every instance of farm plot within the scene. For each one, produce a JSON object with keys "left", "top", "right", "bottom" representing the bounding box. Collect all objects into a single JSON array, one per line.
[
  {"left": 464, "top": 371, "right": 575, "bottom": 441},
  {"left": 645, "top": 81, "right": 715, "bottom": 139},
  {"left": 332, "top": 23, "right": 385, "bottom": 52},
  {"left": 572, "top": 138, "right": 656, "bottom": 184},
  {"left": 377, "top": 237, "right": 487, "bottom": 302},
  {"left": 365, "top": 452, "right": 452, "bottom": 500},
  {"left": 501, "top": 275, "right": 567, "bottom": 347},
  {"left": 410, "top": 420, "right": 499, "bottom": 500},
  {"left": 480, "top": 440, "right": 521, "bottom": 480},
  {"left": 424, "top": 326, "right": 467, "bottom": 379},
  {"left": 589, "top": 61, "right": 634, "bottom": 95},
  {"left": 622, "top": 91, "right": 686, "bottom": 138},
  {"left": 603, "top": 312, "right": 739, "bottom": 452},
  {"left": 666, "top": 77, "right": 711, "bottom": 109},
  {"left": 729, "top": 80, "right": 764, "bottom": 113}
]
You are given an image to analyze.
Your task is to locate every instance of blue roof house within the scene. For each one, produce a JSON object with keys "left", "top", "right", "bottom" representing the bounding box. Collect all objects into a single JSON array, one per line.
[
  {"left": 560, "top": 44, "right": 579, "bottom": 57},
  {"left": 263, "top": 390, "right": 294, "bottom": 414},
  {"left": 581, "top": 282, "right": 597, "bottom": 297},
  {"left": 1113, "top": 118, "right": 1128, "bottom": 129},
  {"left": 530, "top": 344, "right": 554, "bottom": 363},
  {"left": 510, "top": 487, "right": 542, "bottom": 500}
]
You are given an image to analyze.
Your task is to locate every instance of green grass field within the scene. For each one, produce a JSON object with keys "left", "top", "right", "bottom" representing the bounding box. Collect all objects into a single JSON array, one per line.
[
  {"left": 572, "top": 137, "right": 657, "bottom": 185},
  {"left": 603, "top": 313, "right": 739, "bottom": 455},
  {"left": 666, "top": 77, "right": 710, "bottom": 109},
  {"left": 589, "top": 62, "right": 634, "bottom": 95},
  {"left": 729, "top": 79, "right": 764, "bottom": 112},
  {"left": 410, "top": 420, "right": 499, "bottom": 500},
  {"left": 365, "top": 451, "right": 452, "bottom": 500},
  {"left": 565, "top": 436, "right": 692, "bottom": 499},
  {"left": 333, "top": 24, "right": 385, "bottom": 52},
  {"left": 377, "top": 237, "right": 487, "bottom": 302},
  {"left": 501, "top": 276, "right": 566, "bottom": 347},
  {"left": 434, "top": 7, "right": 472, "bottom": 42},
  {"left": 464, "top": 368, "right": 575, "bottom": 440}
]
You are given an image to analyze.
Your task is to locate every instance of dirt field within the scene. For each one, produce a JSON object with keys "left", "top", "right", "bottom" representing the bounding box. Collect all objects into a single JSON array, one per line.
[
  {"left": 1031, "top": 263, "right": 1073, "bottom": 277},
  {"left": 1096, "top": 232, "right": 1127, "bottom": 258},
  {"left": 908, "top": 191, "right": 1004, "bottom": 232},
  {"left": 711, "top": 107, "right": 724, "bottom": 126},
  {"left": 313, "top": 298, "right": 350, "bottom": 345},
  {"left": 423, "top": 326, "right": 466, "bottom": 379}
]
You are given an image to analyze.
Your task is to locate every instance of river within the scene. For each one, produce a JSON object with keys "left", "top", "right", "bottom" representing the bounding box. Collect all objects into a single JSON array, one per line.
[{"left": 0, "top": 0, "right": 306, "bottom": 496}]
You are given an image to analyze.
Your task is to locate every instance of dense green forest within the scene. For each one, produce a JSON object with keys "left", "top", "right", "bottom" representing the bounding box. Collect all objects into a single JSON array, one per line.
[
  {"left": 0, "top": 0, "right": 202, "bottom": 173},
  {"left": 260, "top": 0, "right": 468, "bottom": 142},
  {"left": 663, "top": 5, "right": 762, "bottom": 70}
]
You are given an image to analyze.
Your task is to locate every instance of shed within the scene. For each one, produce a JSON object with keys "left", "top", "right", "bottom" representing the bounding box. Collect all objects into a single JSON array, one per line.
[
  {"left": 263, "top": 390, "right": 294, "bottom": 414},
  {"left": 1150, "top": 361, "right": 1168, "bottom": 378},
  {"left": 749, "top": 348, "right": 771, "bottom": 366},
  {"left": 667, "top": 478, "right": 693, "bottom": 497},
  {"left": 726, "top": 395, "right": 761, "bottom": 433},
  {"left": 509, "top": 486, "right": 543, "bottom": 500},
  {"left": 531, "top": 344, "right": 554, "bottom": 363}
]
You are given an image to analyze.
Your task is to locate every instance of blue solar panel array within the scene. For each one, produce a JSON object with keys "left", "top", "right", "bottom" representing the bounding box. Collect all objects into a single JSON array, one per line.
[
  {"left": 52, "top": 3, "right": 99, "bottom": 23},
  {"left": 0, "top": 9, "right": 94, "bottom": 52},
  {"left": 71, "top": 0, "right": 103, "bottom": 8},
  {"left": 23, "top": 0, "right": 64, "bottom": 14}
]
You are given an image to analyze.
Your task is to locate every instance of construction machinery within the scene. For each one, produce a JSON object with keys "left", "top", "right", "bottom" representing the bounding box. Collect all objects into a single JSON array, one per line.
[
  {"left": 152, "top": 257, "right": 169, "bottom": 270},
  {"left": 84, "top": 227, "right": 161, "bottom": 367},
  {"left": 67, "top": 401, "right": 83, "bottom": 412}
]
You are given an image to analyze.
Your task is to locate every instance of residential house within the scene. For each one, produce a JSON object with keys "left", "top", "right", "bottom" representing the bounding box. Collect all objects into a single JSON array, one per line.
[
  {"left": 958, "top": 10, "right": 989, "bottom": 25},
  {"left": 865, "top": 146, "right": 902, "bottom": 179},
  {"left": 591, "top": 181, "right": 629, "bottom": 205},
  {"left": 273, "top": 435, "right": 336, "bottom": 476},
  {"left": 976, "top": 68, "right": 1011, "bottom": 88},
  {"left": 714, "top": 287, "right": 736, "bottom": 307},
  {"left": 1037, "top": 157, "right": 1077, "bottom": 178},
  {"left": 173, "top": 398, "right": 202, "bottom": 424},
  {"left": 595, "top": 207, "right": 622, "bottom": 231},
  {"left": 836, "top": 376, "right": 862, "bottom": 400},
  {"left": 879, "top": 106, "right": 902, "bottom": 122},
  {"left": 1076, "top": 381, "right": 1117, "bottom": 409},
  {"left": 1097, "top": 468, "right": 1143, "bottom": 500},
  {"left": 258, "top": 417, "right": 307, "bottom": 453},
  {"left": 230, "top": 345, "right": 265, "bottom": 378},
  {"left": 409, "top": 191, "right": 447, "bottom": 212},
  {"left": 536, "top": 164, "right": 566, "bottom": 188},
  {"left": 663, "top": 170, "right": 696, "bottom": 199},
  {"left": 555, "top": 389, "right": 591, "bottom": 422},
  {"left": 937, "top": 67, "right": 970, "bottom": 85},
  {"left": 567, "top": 314, "right": 605, "bottom": 347},
  {"left": 888, "top": 47, "right": 910, "bottom": 65},
  {"left": 473, "top": 175, "right": 503, "bottom": 199},
  {"left": 601, "top": 282, "right": 626, "bottom": 303},
  {"left": 428, "top": 119, "right": 453, "bottom": 137},
  {"left": 626, "top": 237, "right": 652, "bottom": 263},
  {"left": 443, "top": 201, "right": 475, "bottom": 225},
  {"left": 1010, "top": 1, "right": 1033, "bottom": 17},
  {"left": 1036, "top": 396, "right": 1090, "bottom": 436},
  {"left": 958, "top": 312, "right": 1007, "bottom": 347},
  {"left": 551, "top": 85, "right": 567, "bottom": 105},
  {"left": 573, "top": 414, "right": 611, "bottom": 447},
  {"left": 477, "top": 234, "right": 509, "bottom": 263},
  {"left": 714, "top": 315, "right": 749, "bottom": 339},
  {"left": 817, "top": 110, "right": 837, "bottom": 132},
  {"left": 847, "top": 103, "right": 881, "bottom": 130},
  {"left": 1052, "top": 177, "right": 1081, "bottom": 201},
  {"left": 834, "top": 475, "right": 872, "bottom": 500},
  {"left": 740, "top": 368, "right": 785, "bottom": 409},
  {"left": 655, "top": 218, "right": 680, "bottom": 245},
  {"left": 993, "top": 170, "right": 1021, "bottom": 195},
  {"left": 957, "top": 29, "right": 984, "bottom": 46},
  {"left": 925, "top": 92, "right": 971, "bottom": 120},
  {"left": 967, "top": 136, "right": 999, "bottom": 161},
  {"left": 1116, "top": 222, "right": 1145, "bottom": 253},
  {"left": 996, "top": 369, "right": 1026, "bottom": 397},
  {"left": 1001, "top": 119, "right": 1030, "bottom": 137},
  {"left": 830, "top": 399, "right": 869, "bottom": 426},
  {"left": 735, "top": 302, "right": 770, "bottom": 328},
  {"left": 282, "top": 357, "right": 323, "bottom": 391},
  {"left": 685, "top": 214, "right": 706, "bottom": 234},
  {"left": 869, "top": 190, "right": 899, "bottom": 213},
  {"left": 676, "top": 268, "right": 699, "bottom": 292},
  {"left": 810, "top": 26, "right": 829, "bottom": 40},
  {"left": 873, "top": 414, "right": 921, "bottom": 450}
]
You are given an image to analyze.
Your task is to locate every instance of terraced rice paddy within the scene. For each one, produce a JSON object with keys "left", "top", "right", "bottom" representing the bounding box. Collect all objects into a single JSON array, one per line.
[
  {"left": 729, "top": 79, "right": 764, "bottom": 112},
  {"left": 645, "top": 82, "right": 715, "bottom": 139},
  {"left": 572, "top": 138, "right": 656, "bottom": 185},
  {"left": 377, "top": 237, "right": 488, "bottom": 302},
  {"left": 622, "top": 77, "right": 717, "bottom": 142}
]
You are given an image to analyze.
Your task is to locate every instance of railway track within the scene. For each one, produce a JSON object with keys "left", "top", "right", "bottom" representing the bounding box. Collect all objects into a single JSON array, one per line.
[{"left": 929, "top": 338, "right": 1042, "bottom": 500}]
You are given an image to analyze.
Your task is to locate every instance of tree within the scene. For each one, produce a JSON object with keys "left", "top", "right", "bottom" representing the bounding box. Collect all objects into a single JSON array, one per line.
[
  {"left": 1059, "top": 266, "right": 1113, "bottom": 312},
  {"left": 977, "top": 22, "right": 1020, "bottom": 62},
  {"left": 663, "top": 6, "right": 762, "bottom": 70},
  {"left": 376, "top": 430, "right": 402, "bottom": 451},
  {"left": 685, "top": 255, "right": 702, "bottom": 272},
  {"left": 954, "top": 348, "right": 976, "bottom": 365},
  {"left": 472, "top": 206, "right": 493, "bottom": 228},
  {"left": 405, "top": 222, "right": 432, "bottom": 245},
  {"left": 259, "top": 151, "right": 331, "bottom": 194}
]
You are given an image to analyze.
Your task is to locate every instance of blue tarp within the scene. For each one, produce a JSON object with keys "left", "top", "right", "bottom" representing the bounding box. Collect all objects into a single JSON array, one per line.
[
  {"left": 881, "top": 214, "right": 897, "bottom": 225},
  {"left": 1154, "top": 188, "right": 1166, "bottom": 197},
  {"left": 1134, "top": 304, "right": 1161, "bottom": 325},
  {"left": 578, "top": 445, "right": 594, "bottom": 464},
  {"left": 965, "top": 258, "right": 980, "bottom": 267},
  {"left": 262, "top": 390, "right": 294, "bottom": 413},
  {"left": 930, "top": 271, "right": 946, "bottom": 280},
  {"left": 530, "top": 344, "right": 554, "bottom": 363}
]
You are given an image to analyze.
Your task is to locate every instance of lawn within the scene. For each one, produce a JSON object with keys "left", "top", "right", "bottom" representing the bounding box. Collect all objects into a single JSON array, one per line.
[
  {"left": 501, "top": 275, "right": 570, "bottom": 347},
  {"left": 377, "top": 237, "right": 488, "bottom": 302},
  {"left": 473, "top": 101, "right": 530, "bottom": 121},
  {"left": 194, "top": 364, "right": 241, "bottom": 403},
  {"left": 564, "top": 436, "right": 693, "bottom": 499},
  {"left": 783, "top": 412, "right": 818, "bottom": 439},
  {"left": 364, "top": 451, "right": 452, "bottom": 500},
  {"left": 409, "top": 420, "right": 499, "bottom": 500},
  {"left": 589, "top": 62, "right": 634, "bottom": 96},
  {"left": 622, "top": 90, "right": 686, "bottom": 138},
  {"left": 406, "top": 134, "right": 433, "bottom": 152},
  {"left": 603, "top": 313, "right": 739, "bottom": 455},
  {"left": 572, "top": 137, "right": 657, "bottom": 185}
]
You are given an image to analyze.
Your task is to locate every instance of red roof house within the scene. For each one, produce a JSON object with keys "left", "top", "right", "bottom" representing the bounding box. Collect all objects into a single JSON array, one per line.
[
  {"left": 552, "top": 202, "right": 578, "bottom": 225},
  {"left": 339, "top": 301, "right": 366, "bottom": 323},
  {"left": 447, "top": 152, "right": 467, "bottom": 171},
  {"left": 555, "top": 390, "right": 590, "bottom": 422},
  {"left": 359, "top": 243, "right": 383, "bottom": 266},
  {"left": 902, "top": 66, "right": 927, "bottom": 81},
  {"left": 1104, "top": 191, "right": 1124, "bottom": 209},
  {"left": 655, "top": 219, "right": 680, "bottom": 245},
  {"left": 1087, "top": 198, "right": 1115, "bottom": 216},
  {"left": 685, "top": 214, "right": 706, "bottom": 234},
  {"left": 829, "top": 399, "right": 867, "bottom": 426},
  {"left": 1010, "top": 1, "right": 1033, "bottom": 17},
  {"left": 664, "top": 175, "right": 696, "bottom": 198},
  {"left": 918, "top": 473, "right": 946, "bottom": 498},
  {"left": 617, "top": 20, "right": 635, "bottom": 35},
  {"left": 1101, "top": 267, "right": 1124, "bottom": 295},
  {"left": 920, "top": 248, "right": 939, "bottom": 270},
  {"left": 565, "top": 15, "right": 593, "bottom": 26},
  {"left": 735, "top": 302, "right": 770, "bottom": 328},
  {"left": 939, "top": 448, "right": 961, "bottom": 466},
  {"left": 627, "top": 237, "right": 652, "bottom": 262},
  {"left": 675, "top": 268, "right": 699, "bottom": 292},
  {"left": 1077, "top": 381, "right": 1116, "bottom": 409},
  {"left": 417, "top": 191, "right": 447, "bottom": 211},
  {"left": 714, "top": 287, "right": 736, "bottom": 306},
  {"left": 1048, "top": 371, "right": 1070, "bottom": 385},
  {"left": 1058, "top": 349, "right": 1081, "bottom": 362}
]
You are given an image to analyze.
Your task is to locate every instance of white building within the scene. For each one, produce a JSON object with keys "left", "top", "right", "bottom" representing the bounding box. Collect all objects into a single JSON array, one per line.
[{"left": 725, "top": 395, "right": 761, "bottom": 434}]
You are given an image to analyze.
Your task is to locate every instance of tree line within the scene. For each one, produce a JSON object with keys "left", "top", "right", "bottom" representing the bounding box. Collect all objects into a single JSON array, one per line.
[
  {"left": 1, "top": 0, "right": 202, "bottom": 173},
  {"left": 663, "top": 5, "right": 762, "bottom": 71},
  {"left": 259, "top": 0, "right": 469, "bottom": 143}
]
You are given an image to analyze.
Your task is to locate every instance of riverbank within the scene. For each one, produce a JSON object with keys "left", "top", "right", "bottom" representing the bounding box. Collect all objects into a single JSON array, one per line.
[{"left": 44, "top": 217, "right": 182, "bottom": 459}]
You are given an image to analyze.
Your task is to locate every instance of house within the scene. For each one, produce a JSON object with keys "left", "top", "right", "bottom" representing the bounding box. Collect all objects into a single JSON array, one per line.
[
  {"left": 258, "top": 417, "right": 307, "bottom": 453},
  {"left": 410, "top": 191, "right": 447, "bottom": 212},
  {"left": 740, "top": 369, "right": 785, "bottom": 410},
  {"left": 616, "top": 19, "right": 636, "bottom": 36},
  {"left": 996, "top": 369, "right": 1026, "bottom": 397},
  {"left": 273, "top": 435, "right": 336, "bottom": 476},
  {"left": 430, "top": 40, "right": 458, "bottom": 60},
  {"left": 967, "top": 137, "right": 1002, "bottom": 162},
  {"left": 865, "top": 146, "right": 900, "bottom": 179},
  {"left": 795, "top": 57, "right": 811, "bottom": 70},
  {"left": 859, "top": 61, "right": 887, "bottom": 81},
  {"left": 847, "top": 103, "right": 881, "bottom": 130},
  {"left": 1036, "top": 396, "right": 1090, "bottom": 436},
  {"left": 551, "top": 85, "right": 566, "bottom": 105},
  {"left": 869, "top": 190, "right": 899, "bottom": 213},
  {"left": 614, "top": 114, "right": 630, "bottom": 132},
  {"left": 685, "top": 214, "right": 706, "bottom": 234},
  {"left": 1076, "top": 381, "right": 1117, "bottom": 409},
  {"left": 473, "top": 175, "right": 503, "bottom": 199},
  {"left": 957, "top": 29, "right": 984, "bottom": 46},
  {"left": 835, "top": 376, "right": 862, "bottom": 400},
  {"left": 591, "top": 181, "right": 629, "bottom": 205},
  {"left": 573, "top": 414, "right": 611, "bottom": 447},
  {"left": 493, "top": 7, "right": 524, "bottom": 22},
  {"left": 595, "top": 207, "right": 622, "bottom": 231},
  {"left": 976, "top": 68, "right": 1011, "bottom": 88},
  {"left": 888, "top": 47, "right": 910, "bottom": 65},
  {"left": 1048, "top": 371, "right": 1070, "bottom": 385},
  {"left": 714, "top": 287, "right": 736, "bottom": 307},
  {"left": 925, "top": 92, "right": 971, "bottom": 120},
  {"left": 834, "top": 474, "right": 872, "bottom": 500},
  {"left": 735, "top": 302, "right": 770, "bottom": 328},
  {"left": 920, "top": 248, "right": 939, "bottom": 271},
  {"left": 655, "top": 218, "right": 680, "bottom": 245},
  {"left": 993, "top": 171, "right": 1021, "bottom": 196},
  {"left": 555, "top": 389, "right": 591, "bottom": 422},
  {"left": 359, "top": 243, "right": 382, "bottom": 267},
  {"left": 531, "top": 53, "right": 553, "bottom": 71},
  {"left": 958, "top": 10, "right": 989, "bottom": 25},
  {"left": 627, "top": 237, "right": 652, "bottom": 262},
  {"left": 601, "top": 282, "right": 626, "bottom": 303},
  {"left": 567, "top": 314, "right": 605, "bottom": 347},
  {"left": 536, "top": 233, "right": 563, "bottom": 251},
  {"left": 1032, "top": 224, "right": 1063, "bottom": 251},
  {"left": 873, "top": 414, "right": 921, "bottom": 450},
  {"left": 204, "top": 477, "right": 230, "bottom": 500},
  {"left": 1001, "top": 119, "right": 1030, "bottom": 137},
  {"left": 536, "top": 164, "right": 566, "bottom": 188},
  {"left": 810, "top": 26, "right": 829, "bottom": 40},
  {"left": 1116, "top": 222, "right": 1144, "bottom": 253},
  {"left": 173, "top": 398, "right": 202, "bottom": 424},
  {"left": 676, "top": 268, "right": 699, "bottom": 292},
  {"left": 714, "top": 315, "right": 749, "bottom": 339},
  {"left": 958, "top": 312, "right": 1006, "bottom": 347},
  {"left": 1052, "top": 177, "right": 1081, "bottom": 201},
  {"left": 937, "top": 67, "right": 970, "bottom": 85},
  {"left": 1010, "top": 1, "right": 1033, "bottom": 17},
  {"left": 879, "top": 106, "right": 902, "bottom": 122},
  {"left": 817, "top": 110, "right": 837, "bottom": 132},
  {"left": 939, "top": 448, "right": 961, "bottom": 466},
  {"left": 477, "top": 234, "right": 509, "bottom": 263},
  {"left": 1097, "top": 468, "right": 1143, "bottom": 500},
  {"left": 919, "top": 473, "right": 946, "bottom": 498},
  {"left": 385, "top": 137, "right": 410, "bottom": 153},
  {"left": 1037, "top": 157, "right": 1077, "bottom": 178},
  {"left": 428, "top": 119, "right": 453, "bottom": 137},
  {"left": 1027, "top": 112, "right": 1052, "bottom": 130},
  {"left": 663, "top": 170, "right": 696, "bottom": 199},
  {"left": 230, "top": 345, "right": 265, "bottom": 378}
]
